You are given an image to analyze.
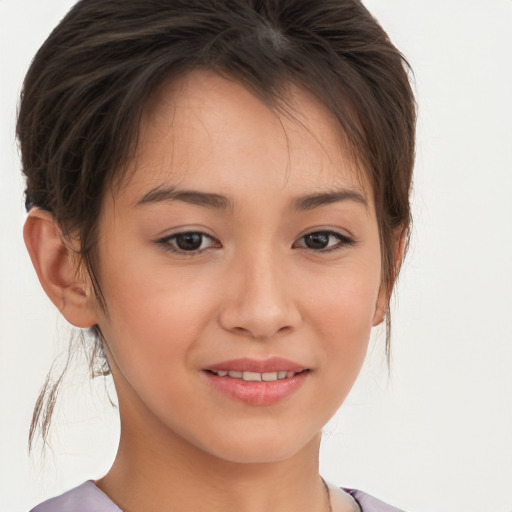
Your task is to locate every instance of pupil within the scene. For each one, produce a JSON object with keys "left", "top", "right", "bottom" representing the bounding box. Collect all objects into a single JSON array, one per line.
[
  {"left": 176, "top": 233, "right": 202, "bottom": 251},
  {"left": 305, "top": 233, "right": 329, "bottom": 249}
]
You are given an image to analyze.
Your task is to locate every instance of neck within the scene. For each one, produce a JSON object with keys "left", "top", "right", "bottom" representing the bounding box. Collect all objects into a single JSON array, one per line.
[{"left": 97, "top": 414, "right": 328, "bottom": 512}]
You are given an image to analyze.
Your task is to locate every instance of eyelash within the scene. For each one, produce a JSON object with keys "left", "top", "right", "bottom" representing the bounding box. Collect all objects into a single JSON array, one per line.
[
  {"left": 157, "top": 232, "right": 220, "bottom": 255},
  {"left": 157, "top": 230, "right": 356, "bottom": 255},
  {"left": 293, "top": 231, "right": 356, "bottom": 252}
]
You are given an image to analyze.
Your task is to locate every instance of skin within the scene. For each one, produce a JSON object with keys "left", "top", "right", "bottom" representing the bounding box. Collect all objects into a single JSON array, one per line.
[{"left": 25, "top": 71, "right": 387, "bottom": 512}]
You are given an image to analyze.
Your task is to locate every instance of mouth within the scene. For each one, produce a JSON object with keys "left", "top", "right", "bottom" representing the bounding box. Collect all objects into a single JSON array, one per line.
[
  {"left": 203, "top": 357, "right": 310, "bottom": 405},
  {"left": 206, "top": 369, "right": 309, "bottom": 381}
]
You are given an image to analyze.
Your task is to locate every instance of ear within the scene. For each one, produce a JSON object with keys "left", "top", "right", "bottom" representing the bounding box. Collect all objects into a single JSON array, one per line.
[
  {"left": 23, "top": 209, "right": 99, "bottom": 328},
  {"left": 372, "top": 228, "right": 408, "bottom": 326}
]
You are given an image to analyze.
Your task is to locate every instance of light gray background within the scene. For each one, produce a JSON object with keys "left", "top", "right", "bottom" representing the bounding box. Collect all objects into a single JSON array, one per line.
[{"left": 1, "top": 1, "right": 511, "bottom": 511}]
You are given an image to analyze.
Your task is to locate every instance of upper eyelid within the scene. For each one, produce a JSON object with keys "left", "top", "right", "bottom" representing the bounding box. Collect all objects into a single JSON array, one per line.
[
  {"left": 155, "top": 228, "right": 356, "bottom": 248},
  {"left": 295, "top": 231, "right": 355, "bottom": 243},
  {"left": 156, "top": 231, "right": 221, "bottom": 252},
  {"left": 156, "top": 227, "right": 217, "bottom": 241},
  {"left": 160, "top": 231, "right": 215, "bottom": 240},
  {"left": 294, "top": 220, "right": 357, "bottom": 238},
  {"left": 293, "top": 232, "right": 357, "bottom": 254},
  {"left": 296, "top": 228, "right": 355, "bottom": 242}
]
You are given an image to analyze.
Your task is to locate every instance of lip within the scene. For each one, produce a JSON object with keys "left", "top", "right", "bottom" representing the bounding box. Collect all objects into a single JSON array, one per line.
[
  {"left": 205, "top": 357, "right": 307, "bottom": 374},
  {"left": 203, "top": 357, "right": 310, "bottom": 406}
]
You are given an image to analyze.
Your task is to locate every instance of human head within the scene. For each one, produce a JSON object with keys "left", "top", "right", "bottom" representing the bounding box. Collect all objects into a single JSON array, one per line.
[{"left": 17, "top": 0, "right": 415, "bottom": 444}]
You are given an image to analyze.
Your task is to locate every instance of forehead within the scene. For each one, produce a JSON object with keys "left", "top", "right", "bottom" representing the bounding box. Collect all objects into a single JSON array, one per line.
[{"left": 117, "top": 70, "right": 371, "bottom": 206}]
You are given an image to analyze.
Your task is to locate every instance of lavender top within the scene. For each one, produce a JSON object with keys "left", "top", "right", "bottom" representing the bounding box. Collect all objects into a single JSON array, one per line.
[{"left": 30, "top": 481, "right": 405, "bottom": 512}]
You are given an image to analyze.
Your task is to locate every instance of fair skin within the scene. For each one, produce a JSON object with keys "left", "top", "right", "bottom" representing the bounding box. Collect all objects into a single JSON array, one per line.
[{"left": 24, "top": 71, "right": 388, "bottom": 512}]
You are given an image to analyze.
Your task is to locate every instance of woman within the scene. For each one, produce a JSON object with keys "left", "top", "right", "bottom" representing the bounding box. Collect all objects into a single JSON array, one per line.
[{"left": 17, "top": 0, "right": 415, "bottom": 510}]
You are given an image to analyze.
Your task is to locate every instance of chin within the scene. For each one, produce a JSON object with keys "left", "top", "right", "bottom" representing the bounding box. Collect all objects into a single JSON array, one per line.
[{"left": 192, "top": 426, "right": 321, "bottom": 465}]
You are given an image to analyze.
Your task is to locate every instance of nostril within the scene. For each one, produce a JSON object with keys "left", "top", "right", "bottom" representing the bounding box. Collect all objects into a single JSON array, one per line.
[
  {"left": 218, "top": 285, "right": 301, "bottom": 339},
  {"left": 231, "top": 323, "right": 294, "bottom": 340}
]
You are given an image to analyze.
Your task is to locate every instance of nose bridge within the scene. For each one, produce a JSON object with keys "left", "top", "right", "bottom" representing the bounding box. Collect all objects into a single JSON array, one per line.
[
  {"left": 219, "top": 243, "right": 300, "bottom": 339},
  {"left": 244, "top": 246, "right": 283, "bottom": 306}
]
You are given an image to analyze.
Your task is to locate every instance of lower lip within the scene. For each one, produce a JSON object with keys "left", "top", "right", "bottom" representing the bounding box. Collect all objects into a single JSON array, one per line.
[{"left": 204, "top": 371, "right": 309, "bottom": 406}]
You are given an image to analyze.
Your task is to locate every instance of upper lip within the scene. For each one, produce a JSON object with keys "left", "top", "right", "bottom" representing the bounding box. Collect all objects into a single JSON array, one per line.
[{"left": 205, "top": 357, "right": 308, "bottom": 373}]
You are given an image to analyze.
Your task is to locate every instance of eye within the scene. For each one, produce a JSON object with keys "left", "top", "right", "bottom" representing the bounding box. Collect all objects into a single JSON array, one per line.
[
  {"left": 293, "top": 230, "right": 355, "bottom": 252},
  {"left": 158, "top": 231, "right": 220, "bottom": 253}
]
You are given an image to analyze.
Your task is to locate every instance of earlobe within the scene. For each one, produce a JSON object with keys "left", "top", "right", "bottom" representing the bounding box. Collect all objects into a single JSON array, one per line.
[
  {"left": 372, "top": 228, "right": 408, "bottom": 327},
  {"left": 23, "top": 209, "right": 98, "bottom": 328},
  {"left": 372, "top": 291, "right": 387, "bottom": 326}
]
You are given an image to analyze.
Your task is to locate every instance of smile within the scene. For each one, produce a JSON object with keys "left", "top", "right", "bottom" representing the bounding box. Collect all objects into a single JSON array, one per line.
[
  {"left": 203, "top": 358, "right": 310, "bottom": 405},
  {"left": 208, "top": 370, "right": 305, "bottom": 381}
]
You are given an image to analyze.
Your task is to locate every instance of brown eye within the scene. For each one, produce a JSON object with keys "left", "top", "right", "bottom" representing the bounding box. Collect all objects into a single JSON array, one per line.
[
  {"left": 158, "top": 231, "right": 220, "bottom": 254},
  {"left": 175, "top": 233, "right": 204, "bottom": 251},
  {"left": 304, "top": 232, "right": 330, "bottom": 249},
  {"left": 294, "top": 231, "right": 355, "bottom": 252}
]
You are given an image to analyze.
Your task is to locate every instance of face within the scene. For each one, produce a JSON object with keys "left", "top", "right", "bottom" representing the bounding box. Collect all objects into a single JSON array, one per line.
[{"left": 92, "top": 71, "right": 385, "bottom": 464}]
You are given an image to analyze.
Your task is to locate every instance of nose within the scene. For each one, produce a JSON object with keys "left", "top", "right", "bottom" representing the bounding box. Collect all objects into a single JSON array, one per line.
[{"left": 218, "top": 249, "right": 301, "bottom": 339}]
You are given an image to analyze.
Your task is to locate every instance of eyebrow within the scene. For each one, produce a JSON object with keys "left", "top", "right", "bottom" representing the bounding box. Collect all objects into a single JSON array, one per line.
[
  {"left": 292, "top": 189, "right": 367, "bottom": 211},
  {"left": 135, "top": 186, "right": 233, "bottom": 210},
  {"left": 135, "top": 185, "right": 366, "bottom": 211}
]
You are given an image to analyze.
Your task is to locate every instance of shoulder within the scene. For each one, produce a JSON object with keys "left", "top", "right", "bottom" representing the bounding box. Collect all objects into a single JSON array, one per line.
[
  {"left": 29, "top": 481, "right": 122, "bottom": 512},
  {"left": 344, "top": 488, "right": 406, "bottom": 512}
]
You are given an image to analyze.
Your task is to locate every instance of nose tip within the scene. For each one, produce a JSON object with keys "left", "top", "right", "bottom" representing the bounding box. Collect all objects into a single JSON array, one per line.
[
  {"left": 218, "top": 263, "right": 301, "bottom": 340},
  {"left": 221, "top": 307, "right": 295, "bottom": 340},
  {"left": 228, "top": 312, "right": 292, "bottom": 340}
]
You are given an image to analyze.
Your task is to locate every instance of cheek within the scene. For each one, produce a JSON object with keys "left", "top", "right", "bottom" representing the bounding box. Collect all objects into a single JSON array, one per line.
[
  {"left": 305, "top": 261, "right": 381, "bottom": 379},
  {"left": 320, "top": 279, "right": 378, "bottom": 336},
  {"left": 307, "top": 255, "right": 381, "bottom": 330},
  {"left": 96, "top": 276, "right": 205, "bottom": 426},
  {"left": 96, "top": 255, "right": 216, "bottom": 382}
]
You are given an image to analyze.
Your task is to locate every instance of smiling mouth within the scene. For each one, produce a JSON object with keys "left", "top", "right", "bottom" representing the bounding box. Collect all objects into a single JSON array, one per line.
[
  {"left": 204, "top": 359, "right": 310, "bottom": 405},
  {"left": 206, "top": 369, "right": 308, "bottom": 382}
]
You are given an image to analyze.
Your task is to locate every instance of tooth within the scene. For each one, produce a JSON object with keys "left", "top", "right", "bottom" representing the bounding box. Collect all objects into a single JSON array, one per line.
[
  {"left": 243, "top": 371, "right": 262, "bottom": 382},
  {"left": 277, "top": 371, "right": 287, "bottom": 379},
  {"left": 216, "top": 370, "right": 228, "bottom": 377},
  {"left": 286, "top": 371, "right": 295, "bottom": 378},
  {"left": 228, "top": 371, "right": 243, "bottom": 378},
  {"left": 262, "top": 372, "right": 278, "bottom": 381}
]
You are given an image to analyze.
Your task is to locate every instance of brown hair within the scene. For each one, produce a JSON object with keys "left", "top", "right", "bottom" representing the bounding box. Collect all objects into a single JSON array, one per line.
[{"left": 17, "top": 0, "right": 416, "bottom": 449}]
